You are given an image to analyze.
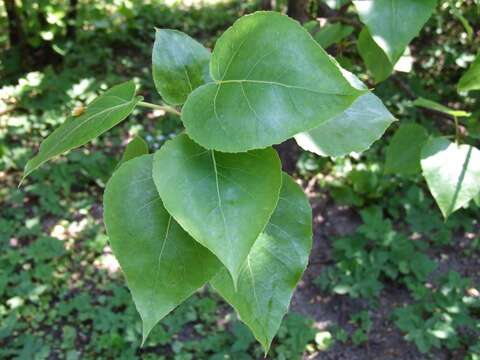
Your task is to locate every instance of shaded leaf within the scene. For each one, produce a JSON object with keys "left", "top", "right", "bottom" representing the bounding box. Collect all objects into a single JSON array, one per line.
[
  {"left": 413, "top": 97, "right": 471, "bottom": 118},
  {"left": 211, "top": 173, "right": 312, "bottom": 352},
  {"left": 182, "top": 11, "right": 364, "bottom": 152},
  {"left": 357, "top": 27, "right": 393, "bottom": 83},
  {"left": 103, "top": 155, "right": 220, "bottom": 343},
  {"left": 353, "top": 0, "right": 437, "bottom": 63},
  {"left": 152, "top": 29, "right": 211, "bottom": 105},
  {"left": 23, "top": 80, "right": 141, "bottom": 179},
  {"left": 385, "top": 123, "right": 429, "bottom": 176},
  {"left": 421, "top": 138, "right": 480, "bottom": 218},
  {"left": 117, "top": 136, "right": 149, "bottom": 168},
  {"left": 152, "top": 134, "right": 282, "bottom": 285},
  {"left": 458, "top": 52, "right": 480, "bottom": 93},
  {"left": 295, "top": 92, "right": 395, "bottom": 157},
  {"left": 314, "top": 23, "right": 354, "bottom": 49}
]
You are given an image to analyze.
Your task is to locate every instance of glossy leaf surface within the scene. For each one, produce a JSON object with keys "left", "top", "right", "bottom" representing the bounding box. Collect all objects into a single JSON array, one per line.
[
  {"left": 152, "top": 29, "right": 211, "bottom": 105},
  {"left": 182, "top": 11, "right": 364, "bottom": 152},
  {"left": 117, "top": 136, "right": 149, "bottom": 168},
  {"left": 152, "top": 134, "right": 282, "bottom": 284},
  {"left": 103, "top": 155, "right": 220, "bottom": 342},
  {"left": 354, "top": 0, "right": 437, "bottom": 63},
  {"left": 458, "top": 53, "right": 480, "bottom": 93},
  {"left": 24, "top": 80, "right": 141, "bottom": 179},
  {"left": 211, "top": 174, "right": 312, "bottom": 352},
  {"left": 385, "top": 123, "right": 428, "bottom": 176},
  {"left": 295, "top": 92, "right": 395, "bottom": 157},
  {"left": 413, "top": 97, "right": 471, "bottom": 118},
  {"left": 421, "top": 138, "right": 480, "bottom": 218}
]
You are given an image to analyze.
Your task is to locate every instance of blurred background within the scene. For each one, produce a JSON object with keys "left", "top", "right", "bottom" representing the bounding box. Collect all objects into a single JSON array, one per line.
[{"left": 0, "top": 0, "right": 479, "bottom": 359}]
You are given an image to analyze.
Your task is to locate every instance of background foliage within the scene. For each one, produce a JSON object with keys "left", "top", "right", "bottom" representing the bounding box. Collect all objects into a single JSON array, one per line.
[{"left": 0, "top": 0, "right": 479, "bottom": 359}]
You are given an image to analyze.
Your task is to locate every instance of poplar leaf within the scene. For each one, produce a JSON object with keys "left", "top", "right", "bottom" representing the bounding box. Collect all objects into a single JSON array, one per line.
[
  {"left": 211, "top": 174, "right": 312, "bottom": 352},
  {"left": 152, "top": 134, "right": 282, "bottom": 285}
]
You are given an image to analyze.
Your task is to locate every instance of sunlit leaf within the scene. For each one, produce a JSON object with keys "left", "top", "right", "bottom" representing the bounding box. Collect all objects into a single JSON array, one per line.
[
  {"left": 103, "top": 155, "right": 220, "bottom": 343},
  {"left": 413, "top": 97, "right": 471, "bottom": 118},
  {"left": 421, "top": 138, "right": 480, "bottom": 218},
  {"left": 152, "top": 29, "right": 211, "bottom": 105},
  {"left": 295, "top": 92, "right": 395, "bottom": 157},
  {"left": 458, "top": 52, "right": 480, "bottom": 93},
  {"left": 23, "top": 80, "right": 141, "bottom": 180},
  {"left": 353, "top": 0, "right": 437, "bottom": 64},
  {"left": 182, "top": 11, "right": 365, "bottom": 152},
  {"left": 152, "top": 134, "right": 282, "bottom": 285},
  {"left": 211, "top": 173, "right": 312, "bottom": 352}
]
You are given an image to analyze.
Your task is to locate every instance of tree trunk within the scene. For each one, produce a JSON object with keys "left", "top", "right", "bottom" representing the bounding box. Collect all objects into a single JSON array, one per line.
[
  {"left": 66, "top": 0, "right": 79, "bottom": 40},
  {"left": 4, "top": 0, "right": 25, "bottom": 47},
  {"left": 287, "top": 0, "right": 310, "bottom": 22}
]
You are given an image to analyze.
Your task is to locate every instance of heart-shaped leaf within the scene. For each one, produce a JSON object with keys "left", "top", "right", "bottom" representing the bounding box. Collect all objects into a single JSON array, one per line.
[
  {"left": 152, "top": 134, "right": 282, "bottom": 285},
  {"left": 295, "top": 92, "right": 395, "bottom": 157},
  {"left": 152, "top": 29, "right": 211, "bottom": 105},
  {"left": 421, "top": 138, "right": 480, "bottom": 218},
  {"left": 385, "top": 123, "right": 429, "bottom": 176},
  {"left": 211, "top": 173, "right": 312, "bottom": 353},
  {"left": 353, "top": 0, "right": 437, "bottom": 64},
  {"left": 182, "top": 11, "right": 364, "bottom": 152},
  {"left": 23, "top": 80, "right": 141, "bottom": 180},
  {"left": 103, "top": 155, "right": 221, "bottom": 343}
]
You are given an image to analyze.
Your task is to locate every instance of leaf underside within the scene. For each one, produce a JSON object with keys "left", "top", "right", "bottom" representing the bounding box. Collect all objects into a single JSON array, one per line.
[{"left": 421, "top": 138, "right": 480, "bottom": 218}]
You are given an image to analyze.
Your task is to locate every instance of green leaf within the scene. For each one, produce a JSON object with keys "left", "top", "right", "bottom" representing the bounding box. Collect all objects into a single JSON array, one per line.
[
  {"left": 295, "top": 92, "right": 395, "bottom": 157},
  {"left": 413, "top": 97, "right": 471, "bottom": 118},
  {"left": 357, "top": 27, "right": 393, "bottom": 83},
  {"left": 353, "top": 0, "right": 437, "bottom": 64},
  {"left": 385, "top": 123, "right": 429, "bottom": 176},
  {"left": 152, "top": 134, "right": 282, "bottom": 285},
  {"left": 421, "top": 138, "right": 480, "bottom": 218},
  {"left": 314, "top": 23, "right": 354, "bottom": 49},
  {"left": 458, "top": 52, "right": 480, "bottom": 93},
  {"left": 117, "top": 136, "right": 149, "bottom": 168},
  {"left": 211, "top": 173, "right": 312, "bottom": 352},
  {"left": 182, "top": 11, "right": 365, "bottom": 153},
  {"left": 23, "top": 80, "right": 141, "bottom": 180},
  {"left": 103, "top": 155, "right": 220, "bottom": 343},
  {"left": 152, "top": 29, "right": 211, "bottom": 105}
]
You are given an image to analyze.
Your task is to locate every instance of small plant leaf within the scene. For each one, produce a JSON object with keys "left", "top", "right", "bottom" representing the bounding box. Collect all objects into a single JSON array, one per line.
[
  {"left": 103, "top": 155, "right": 220, "bottom": 344},
  {"left": 458, "top": 52, "right": 480, "bottom": 93},
  {"left": 182, "top": 11, "right": 365, "bottom": 152},
  {"left": 295, "top": 92, "right": 395, "bottom": 157},
  {"left": 117, "top": 136, "right": 149, "bottom": 168},
  {"left": 211, "top": 173, "right": 312, "bottom": 353},
  {"left": 353, "top": 0, "right": 437, "bottom": 64},
  {"left": 421, "top": 138, "right": 480, "bottom": 218},
  {"left": 385, "top": 123, "right": 429, "bottom": 176},
  {"left": 152, "top": 134, "right": 282, "bottom": 285},
  {"left": 413, "top": 97, "right": 471, "bottom": 118},
  {"left": 152, "top": 29, "right": 211, "bottom": 105},
  {"left": 23, "top": 80, "right": 141, "bottom": 180}
]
